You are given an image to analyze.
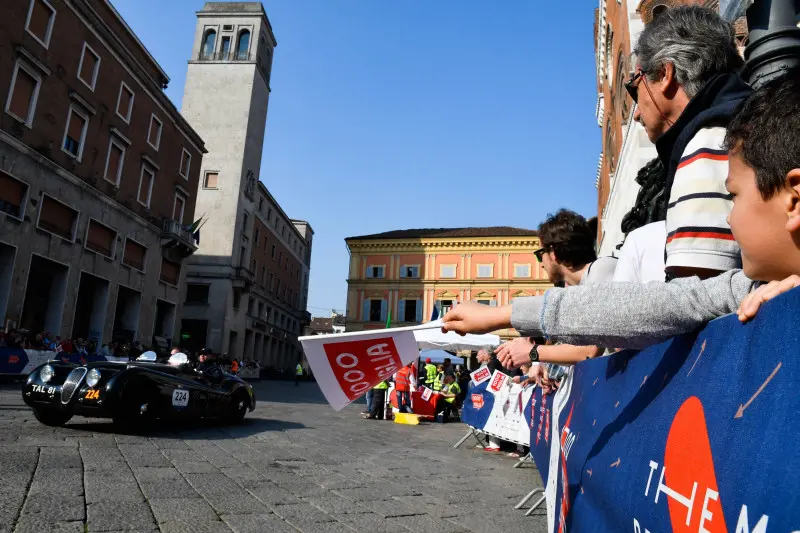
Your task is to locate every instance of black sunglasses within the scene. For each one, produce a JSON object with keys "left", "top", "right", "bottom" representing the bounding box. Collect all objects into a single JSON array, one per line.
[
  {"left": 625, "top": 70, "right": 644, "bottom": 103},
  {"left": 534, "top": 248, "right": 547, "bottom": 261}
]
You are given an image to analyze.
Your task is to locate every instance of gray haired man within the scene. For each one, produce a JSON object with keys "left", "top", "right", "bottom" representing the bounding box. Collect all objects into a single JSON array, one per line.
[{"left": 626, "top": 6, "right": 751, "bottom": 281}]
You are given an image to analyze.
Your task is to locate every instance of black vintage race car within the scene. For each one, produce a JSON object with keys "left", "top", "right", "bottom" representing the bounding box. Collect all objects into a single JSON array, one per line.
[{"left": 21, "top": 352, "right": 256, "bottom": 429}]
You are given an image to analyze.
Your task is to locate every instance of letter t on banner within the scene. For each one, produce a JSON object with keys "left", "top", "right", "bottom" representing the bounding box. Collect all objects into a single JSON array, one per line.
[{"left": 298, "top": 326, "right": 423, "bottom": 411}]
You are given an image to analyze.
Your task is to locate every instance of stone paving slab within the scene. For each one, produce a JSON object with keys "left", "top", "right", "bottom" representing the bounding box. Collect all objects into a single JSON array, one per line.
[{"left": 0, "top": 380, "right": 546, "bottom": 532}]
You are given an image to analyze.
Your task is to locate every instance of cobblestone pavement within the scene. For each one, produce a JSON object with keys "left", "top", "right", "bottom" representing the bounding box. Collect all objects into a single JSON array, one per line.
[{"left": 0, "top": 379, "right": 547, "bottom": 532}]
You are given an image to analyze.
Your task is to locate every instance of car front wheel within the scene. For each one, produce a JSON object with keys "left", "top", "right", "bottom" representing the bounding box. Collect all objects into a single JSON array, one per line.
[
  {"left": 228, "top": 391, "right": 249, "bottom": 424},
  {"left": 33, "top": 408, "right": 72, "bottom": 427}
]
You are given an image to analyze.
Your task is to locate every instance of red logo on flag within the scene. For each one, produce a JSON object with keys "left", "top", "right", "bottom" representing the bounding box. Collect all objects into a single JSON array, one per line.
[
  {"left": 472, "top": 394, "right": 484, "bottom": 410},
  {"left": 7, "top": 355, "right": 19, "bottom": 364},
  {"left": 322, "top": 337, "right": 401, "bottom": 401},
  {"left": 471, "top": 367, "right": 491, "bottom": 385},
  {"left": 489, "top": 371, "right": 507, "bottom": 392}
]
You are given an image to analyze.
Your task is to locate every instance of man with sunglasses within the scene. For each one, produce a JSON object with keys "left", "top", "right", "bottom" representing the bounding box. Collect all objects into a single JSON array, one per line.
[{"left": 625, "top": 6, "right": 751, "bottom": 281}]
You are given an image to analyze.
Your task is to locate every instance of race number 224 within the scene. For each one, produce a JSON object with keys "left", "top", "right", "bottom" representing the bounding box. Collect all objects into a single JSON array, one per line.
[{"left": 322, "top": 337, "right": 400, "bottom": 400}]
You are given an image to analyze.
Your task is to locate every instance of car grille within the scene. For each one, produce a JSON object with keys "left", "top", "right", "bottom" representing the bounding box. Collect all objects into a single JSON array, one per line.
[{"left": 61, "top": 368, "right": 87, "bottom": 404}]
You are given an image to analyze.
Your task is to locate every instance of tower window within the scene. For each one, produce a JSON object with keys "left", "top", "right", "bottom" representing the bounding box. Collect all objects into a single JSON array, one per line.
[
  {"left": 236, "top": 30, "right": 250, "bottom": 60},
  {"left": 201, "top": 29, "right": 216, "bottom": 59}
]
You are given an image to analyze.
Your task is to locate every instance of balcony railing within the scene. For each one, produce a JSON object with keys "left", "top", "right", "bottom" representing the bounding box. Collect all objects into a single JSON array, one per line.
[
  {"left": 235, "top": 266, "right": 255, "bottom": 285},
  {"left": 197, "top": 50, "right": 254, "bottom": 62},
  {"left": 162, "top": 219, "right": 195, "bottom": 243},
  {"left": 160, "top": 219, "right": 197, "bottom": 258}
]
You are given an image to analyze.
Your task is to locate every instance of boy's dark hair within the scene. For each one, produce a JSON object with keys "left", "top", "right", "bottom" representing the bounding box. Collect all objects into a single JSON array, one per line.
[
  {"left": 538, "top": 209, "right": 597, "bottom": 268},
  {"left": 724, "top": 68, "right": 800, "bottom": 200}
]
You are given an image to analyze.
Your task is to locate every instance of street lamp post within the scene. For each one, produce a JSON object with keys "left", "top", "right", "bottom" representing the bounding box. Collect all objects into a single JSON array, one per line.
[{"left": 738, "top": 0, "right": 800, "bottom": 88}]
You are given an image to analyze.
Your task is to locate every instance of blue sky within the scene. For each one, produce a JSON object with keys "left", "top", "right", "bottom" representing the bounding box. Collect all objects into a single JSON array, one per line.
[{"left": 111, "top": 0, "right": 601, "bottom": 317}]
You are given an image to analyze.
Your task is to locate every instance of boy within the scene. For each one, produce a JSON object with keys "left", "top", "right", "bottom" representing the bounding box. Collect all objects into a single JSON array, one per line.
[{"left": 442, "top": 69, "right": 800, "bottom": 355}]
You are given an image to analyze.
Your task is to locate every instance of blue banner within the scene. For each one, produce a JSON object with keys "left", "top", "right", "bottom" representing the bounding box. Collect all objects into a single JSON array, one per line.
[
  {"left": 536, "top": 288, "right": 800, "bottom": 532},
  {"left": 461, "top": 381, "right": 494, "bottom": 429}
]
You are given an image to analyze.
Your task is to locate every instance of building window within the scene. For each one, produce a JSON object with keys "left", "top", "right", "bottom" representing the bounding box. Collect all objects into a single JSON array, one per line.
[
  {"left": 160, "top": 258, "right": 180, "bottom": 287},
  {"left": 254, "top": 227, "right": 260, "bottom": 247},
  {"left": 477, "top": 264, "right": 493, "bottom": 278},
  {"left": 116, "top": 82, "right": 134, "bottom": 123},
  {"left": 179, "top": 149, "right": 191, "bottom": 179},
  {"left": 268, "top": 272, "right": 274, "bottom": 291},
  {"left": 403, "top": 299, "right": 417, "bottom": 322},
  {"left": 25, "top": 0, "right": 56, "bottom": 49},
  {"left": 258, "top": 198, "right": 264, "bottom": 212},
  {"left": 103, "top": 137, "right": 126, "bottom": 186},
  {"left": 172, "top": 191, "right": 186, "bottom": 222},
  {"left": 439, "top": 299, "right": 454, "bottom": 315},
  {"left": 138, "top": 164, "right": 155, "bottom": 208},
  {"left": 84, "top": 219, "right": 116, "bottom": 258},
  {"left": 122, "top": 239, "right": 147, "bottom": 272},
  {"left": 220, "top": 35, "right": 231, "bottom": 60},
  {"left": 366, "top": 265, "right": 385, "bottom": 279},
  {"left": 5, "top": 61, "right": 41, "bottom": 127},
  {"left": 242, "top": 212, "right": 249, "bottom": 235},
  {"left": 185, "top": 284, "right": 209, "bottom": 304},
  {"left": 0, "top": 171, "right": 29, "bottom": 220},
  {"left": 62, "top": 106, "right": 89, "bottom": 161},
  {"left": 77, "top": 43, "right": 101, "bottom": 91},
  {"left": 440, "top": 265, "right": 456, "bottom": 278},
  {"left": 369, "top": 300, "right": 382, "bottom": 322},
  {"left": 203, "top": 171, "right": 219, "bottom": 189},
  {"left": 202, "top": 29, "right": 217, "bottom": 59},
  {"left": 37, "top": 195, "right": 78, "bottom": 241},
  {"left": 236, "top": 29, "right": 250, "bottom": 60},
  {"left": 260, "top": 265, "right": 266, "bottom": 285},
  {"left": 400, "top": 265, "right": 419, "bottom": 278},
  {"left": 514, "top": 264, "right": 531, "bottom": 278},
  {"left": 147, "top": 114, "right": 162, "bottom": 150}
]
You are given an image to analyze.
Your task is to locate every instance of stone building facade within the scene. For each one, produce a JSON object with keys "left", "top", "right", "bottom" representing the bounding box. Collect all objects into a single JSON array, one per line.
[
  {"left": 179, "top": 3, "right": 312, "bottom": 369},
  {"left": 0, "top": 0, "right": 205, "bottom": 346},
  {"left": 345, "top": 228, "right": 551, "bottom": 340}
]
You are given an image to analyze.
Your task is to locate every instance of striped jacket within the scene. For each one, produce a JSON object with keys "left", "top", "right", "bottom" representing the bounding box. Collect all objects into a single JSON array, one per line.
[{"left": 655, "top": 73, "right": 752, "bottom": 275}]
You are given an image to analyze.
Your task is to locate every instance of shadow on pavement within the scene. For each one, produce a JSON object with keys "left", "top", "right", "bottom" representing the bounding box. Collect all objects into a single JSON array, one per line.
[
  {"left": 64, "top": 416, "right": 308, "bottom": 438},
  {"left": 252, "top": 381, "right": 331, "bottom": 405}
]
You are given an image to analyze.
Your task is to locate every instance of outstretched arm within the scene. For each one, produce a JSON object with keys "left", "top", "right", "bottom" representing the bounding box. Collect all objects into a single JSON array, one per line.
[{"left": 442, "top": 270, "right": 754, "bottom": 350}]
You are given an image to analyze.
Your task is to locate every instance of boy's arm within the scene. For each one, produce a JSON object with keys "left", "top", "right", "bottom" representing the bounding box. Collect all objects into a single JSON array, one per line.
[{"left": 513, "top": 269, "right": 753, "bottom": 349}]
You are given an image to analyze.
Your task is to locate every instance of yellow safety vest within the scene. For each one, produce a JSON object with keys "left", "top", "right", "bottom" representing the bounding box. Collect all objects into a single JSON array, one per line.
[
  {"left": 443, "top": 382, "right": 460, "bottom": 404},
  {"left": 296, "top": 364, "right": 303, "bottom": 376},
  {"left": 433, "top": 372, "right": 443, "bottom": 391},
  {"left": 373, "top": 381, "right": 389, "bottom": 390},
  {"left": 425, "top": 364, "right": 437, "bottom": 384}
]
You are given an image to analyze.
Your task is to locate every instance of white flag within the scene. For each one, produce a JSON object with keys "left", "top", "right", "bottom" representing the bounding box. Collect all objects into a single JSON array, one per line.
[
  {"left": 486, "top": 369, "right": 510, "bottom": 396},
  {"left": 299, "top": 325, "right": 424, "bottom": 411}
]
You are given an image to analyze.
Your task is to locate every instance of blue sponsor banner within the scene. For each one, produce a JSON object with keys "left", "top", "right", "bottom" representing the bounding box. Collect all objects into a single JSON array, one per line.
[
  {"left": 538, "top": 288, "right": 800, "bottom": 532},
  {"left": 0, "top": 349, "right": 128, "bottom": 375},
  {"left": 529, "top": 386, "right": 554, "bottom": 486},
  {"left": 460, "top": 380, "right": 494, "bottom": 429}
]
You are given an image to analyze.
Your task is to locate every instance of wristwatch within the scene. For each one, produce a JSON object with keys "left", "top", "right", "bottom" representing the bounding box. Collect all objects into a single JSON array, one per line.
[{"left": 528, "top": 343, "right": 540, "bottom": 364}]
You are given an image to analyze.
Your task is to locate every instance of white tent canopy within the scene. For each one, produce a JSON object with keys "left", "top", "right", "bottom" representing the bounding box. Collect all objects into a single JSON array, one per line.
[
  {"left": 413, "top": 320, "right": 500, "bottom": 352},
  {"left": 419, "top": 349, "right": 464, "bottom": 365}
]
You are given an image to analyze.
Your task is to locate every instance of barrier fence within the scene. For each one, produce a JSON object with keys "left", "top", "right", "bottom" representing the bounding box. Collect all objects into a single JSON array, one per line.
[{"left": 461, "top": 288, "right": 800, "bottom": 532}]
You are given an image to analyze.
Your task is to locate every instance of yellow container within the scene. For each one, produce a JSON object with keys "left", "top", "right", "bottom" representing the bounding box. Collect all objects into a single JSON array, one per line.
[{"left": 393, "top": 413, "right": 420, "bottom": 425}]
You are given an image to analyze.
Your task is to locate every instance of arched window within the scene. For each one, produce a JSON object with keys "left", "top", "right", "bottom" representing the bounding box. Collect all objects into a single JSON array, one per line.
[
  {"left": 202, "top": 29, "right": 216, "bottom": 59},
  {"left": 236, "top": 30, "right": 250, "bottom": 60},
  {"left": 605, "top": 118, "right": 617, "bottom": 173},
  {"left": 614, "top": 52, "right": 629, "bottom": 121}
]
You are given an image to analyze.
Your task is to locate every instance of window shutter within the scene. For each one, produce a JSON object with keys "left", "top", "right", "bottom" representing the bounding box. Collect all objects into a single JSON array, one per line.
[
  {"left": 415, "top": 299, "right": 423, "bottom": 323},
  {"left": 68, "top": 111, "right": 85, "bottom": 142},
  {"left": 10, "top": 69, "right": 36, "bottom": 120},
  {"left": 412, "top": 266, "right": 419, "bottom": 278},
  {"left": 362, "top": 300, "right": 369, "bottom": 321},
  {"left": 398, "top": 300, "right": 406, "bottom": 321},
  {"left": 380, "top": 300, "right": 387, "bottom": 322},
  {"left": 399, "top": 266, "right": 405, "bottom": 278},
  {"left": 80, "top": 52, "right": 97, "bottom": 84},
  {"left": 490, "top": 300, "right": 497, "bottom": 307}
]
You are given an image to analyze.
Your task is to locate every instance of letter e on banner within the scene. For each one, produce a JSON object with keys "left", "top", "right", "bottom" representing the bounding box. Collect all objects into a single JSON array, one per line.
[{"left": 322, "top": 337, "right": 400, "bottom": 402}]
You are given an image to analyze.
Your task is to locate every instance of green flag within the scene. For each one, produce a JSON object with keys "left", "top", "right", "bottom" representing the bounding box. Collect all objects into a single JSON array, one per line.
[{"left": 385, "top": 310, "right": 392, "bottom": 329}]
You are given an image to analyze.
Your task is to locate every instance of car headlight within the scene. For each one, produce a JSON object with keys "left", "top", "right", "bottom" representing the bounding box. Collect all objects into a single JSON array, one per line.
[
  {"left": 40, "top": 365, "right": 54, "bottom": 383},
  {"left": 86, "top": 369, "right": 101, "bottom": 388}
]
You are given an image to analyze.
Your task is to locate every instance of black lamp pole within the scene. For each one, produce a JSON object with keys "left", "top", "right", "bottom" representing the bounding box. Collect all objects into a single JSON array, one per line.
[{"left": 741, "top": 0, "right": 800, "bottom": 88}]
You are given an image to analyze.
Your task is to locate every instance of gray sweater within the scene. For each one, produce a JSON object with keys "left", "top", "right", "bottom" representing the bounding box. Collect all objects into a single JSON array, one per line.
[{"left": 511, "top": 269, "right": 755, "bottom": 349}]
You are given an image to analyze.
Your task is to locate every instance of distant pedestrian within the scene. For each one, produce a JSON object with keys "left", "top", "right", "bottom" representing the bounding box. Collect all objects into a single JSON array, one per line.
[
  {"left": 295, "top": 361, "right": 303, "bottom": 386},
  {"left": 394, "top": 363, "right": 415, "bottom": 414}
]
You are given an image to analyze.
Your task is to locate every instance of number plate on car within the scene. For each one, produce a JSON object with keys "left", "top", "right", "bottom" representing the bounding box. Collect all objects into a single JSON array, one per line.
[
  {"left": 172, "top": 389, "right": 189, "bottom": 407},
  {"left": 85, "top": 389, "right": 100, "bottom": 400}
]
